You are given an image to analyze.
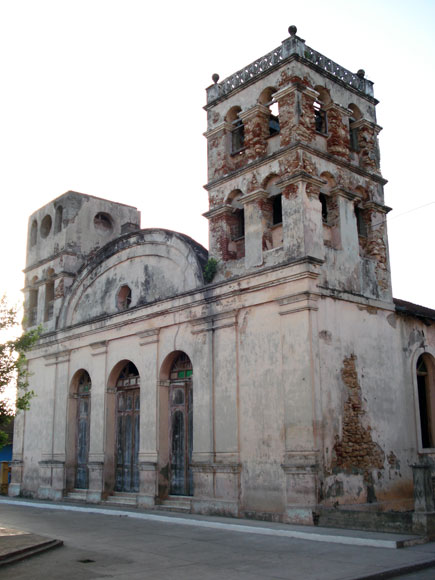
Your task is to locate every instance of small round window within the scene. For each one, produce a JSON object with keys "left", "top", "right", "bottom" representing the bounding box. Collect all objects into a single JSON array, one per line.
[
  {"left": 94, "top": 212, "right": 113, "bottom": 232},
  {"left": 117, "top": 285, "right": 132, "bottom": 311},
  {"left": 40, "top": 215, "right": 52, "bottom": 238}
]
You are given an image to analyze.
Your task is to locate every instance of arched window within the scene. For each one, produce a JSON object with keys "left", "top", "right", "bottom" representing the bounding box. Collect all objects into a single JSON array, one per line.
[
  {"left": 226, "top": 107, "right": 245, "bottom": 154},
  {"left": 314, "top": 101, "right": 327, "bottom": 134},
  {"left": 314, "top": 87, "right": 331, "bottom": 135},
  {"left": 225, "top": 190, "right": 245, "bottom": 260},
  {"left": 272, "top": 194, "right": 282, "bottom": 225},
  {"left": 355, "top": 206, "right": 368, "bottom": 238},
  {"left": 28, "top": 287, "right": 38, "bottom": 326},
  {"left": 417, "top": 354, "right": 435, "bottom": 449},
  {"left": 44, "top": 280, "right": 55, "bottom": 321},
  {"left": 259, "top": 87, "right": 280, "bottom": 137},
  {"left": 94, "top": 212, "right": 113, "bottom": 232},
  {"left": 117, "top": 285, "right": 132, "bottom": 311},
  {"left": 349, "top": 104, "right": 362, "bottom": 152},
  {"left": 228, "top": 192, "right": 244, "bottom": 241},
  {"left": 54, "top": 205, "right": 63, "bottom": 233},
  {"left": 30, "top": 220, "right": 38, "bottom": 247},
  {"left": 261, "top": 175, "right": 283, "bottom": 250},
  {"left": 319, "top": 193, "right": 328, "bottom": 223},
  {"left": 40, "top": 214, "right": 52, "bottom": 238}
]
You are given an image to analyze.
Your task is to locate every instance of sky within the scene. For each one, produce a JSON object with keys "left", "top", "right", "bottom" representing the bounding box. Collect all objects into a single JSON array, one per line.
[{"left": 0, "top": 0, "right": 434, "bottom": 313}]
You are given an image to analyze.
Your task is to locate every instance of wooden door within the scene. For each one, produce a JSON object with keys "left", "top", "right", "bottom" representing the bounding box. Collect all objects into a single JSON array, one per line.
[
  {"left": 169, "top": 354, "right": 193, "bottom": 496},
  {"left": 75, "top": 373, "right": 91, "bottom": 489},
  {"left": 115, "top": 387, "right": 140, "bottom": 492}
]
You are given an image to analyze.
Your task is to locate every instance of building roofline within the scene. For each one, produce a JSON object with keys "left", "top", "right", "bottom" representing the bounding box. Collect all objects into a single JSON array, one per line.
[{"left": 394, "top": 298, "right": 435, "bottom": 323}]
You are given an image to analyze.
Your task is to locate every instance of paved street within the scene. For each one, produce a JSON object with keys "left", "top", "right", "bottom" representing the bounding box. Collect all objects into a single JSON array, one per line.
[{"left": 1, "top": 500, "right": 435, "bottom": 579}]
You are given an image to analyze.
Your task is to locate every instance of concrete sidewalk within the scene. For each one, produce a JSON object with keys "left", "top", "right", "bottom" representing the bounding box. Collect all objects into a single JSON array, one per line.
[
  {"left": 1, "top": 497, "right": 435, "bottom": 579},
  {"left": 0, "top": 525, "right": 62, "bottom": 566}
]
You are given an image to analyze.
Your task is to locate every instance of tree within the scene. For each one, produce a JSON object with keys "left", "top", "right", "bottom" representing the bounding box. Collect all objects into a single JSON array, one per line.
[{"left": 0, "top": 296, "right": 39, "bottom": 448}]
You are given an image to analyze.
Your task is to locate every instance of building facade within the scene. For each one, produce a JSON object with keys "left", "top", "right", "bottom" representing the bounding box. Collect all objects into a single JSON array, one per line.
[{"left": 11, "top": 27, "right": 435, "bottom": 525}]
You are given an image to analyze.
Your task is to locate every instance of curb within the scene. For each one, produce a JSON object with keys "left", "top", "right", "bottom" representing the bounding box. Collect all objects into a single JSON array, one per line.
[{"left": 0, "top": 537, "right": 63, "bottom": 567}]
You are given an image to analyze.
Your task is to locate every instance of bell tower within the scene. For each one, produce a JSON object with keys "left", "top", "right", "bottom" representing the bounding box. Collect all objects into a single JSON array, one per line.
[{"left": 204, "top": 26, "right": 391, "bottom": 302}]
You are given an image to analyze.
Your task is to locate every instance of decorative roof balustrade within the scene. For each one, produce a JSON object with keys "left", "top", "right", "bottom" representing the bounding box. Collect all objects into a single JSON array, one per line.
[{"left": 206, "top": 28, "right": 374, "bottom": 104}]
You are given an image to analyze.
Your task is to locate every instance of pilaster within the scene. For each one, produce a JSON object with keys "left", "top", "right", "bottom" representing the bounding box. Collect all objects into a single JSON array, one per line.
[
  {"left": 137, "top": 328, "right": 160, "bottom": 506},
  {"left": 279, "top": 172, "right": 325, "bottom": 261}
]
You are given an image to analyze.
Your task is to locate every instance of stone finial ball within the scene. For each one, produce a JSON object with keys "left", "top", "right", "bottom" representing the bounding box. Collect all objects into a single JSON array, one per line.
[
  {"left": 212, "top": 73, "right": 220, "bottom": 84},
  {"left": 357, "top": 69, "right": 365, "bottom": 78},
  {"left": 288, "top": 25, "right": 297, "bottom": 36}
]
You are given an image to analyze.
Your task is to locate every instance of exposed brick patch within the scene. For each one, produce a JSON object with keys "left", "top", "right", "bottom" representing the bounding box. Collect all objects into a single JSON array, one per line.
[
  {"left": 333, "top": 354, "right": 385, "bottom": 477},
  {"left": 244, "top": 112, "right": 269, "bottom": 161},
  {"left": 55, "top": 278, "right": 64, "bottom": 299},
  {"left": 281, "top": 183, "right": 298, "bottom": 199},
  {"left": 357, "top": 125, "right": 380, "bottom": 173},
  {"left": 326, "top": 107, "right": 350, "bottom": 158}
]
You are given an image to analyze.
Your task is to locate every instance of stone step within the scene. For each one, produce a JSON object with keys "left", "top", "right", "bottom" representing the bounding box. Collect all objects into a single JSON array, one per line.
[
  {"left": 157, "top": 496, "right": 192, "bottom": 513},
  {"left": 105, "top": 493, "right": 137, "bottom": 507},
  {"left": 65, "top": 489, "right": 87, "bottom": 502}
]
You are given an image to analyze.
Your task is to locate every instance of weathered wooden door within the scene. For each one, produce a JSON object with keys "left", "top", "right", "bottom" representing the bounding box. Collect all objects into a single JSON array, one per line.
[
  {"left": 115, "top": 363, "right": 140, "bottom": 492},
  {"left": 75, "top": 372, "right": 91, "bottom": 489},
  {"left": 169, "top": 354, "right": 193, "bottom": 496}
]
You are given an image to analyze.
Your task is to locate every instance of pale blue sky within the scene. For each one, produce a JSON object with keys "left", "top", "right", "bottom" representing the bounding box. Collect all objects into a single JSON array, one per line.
[{"left": 0, "top": 0, "right": 434, "bottom": 308}]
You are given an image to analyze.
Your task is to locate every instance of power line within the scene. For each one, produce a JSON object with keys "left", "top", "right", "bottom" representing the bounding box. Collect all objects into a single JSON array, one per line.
[{"left": 386, "top": 201, "right": 435, "bottom": 222}]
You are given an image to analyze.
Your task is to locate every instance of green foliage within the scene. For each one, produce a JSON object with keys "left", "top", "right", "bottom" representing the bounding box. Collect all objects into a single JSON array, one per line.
[
  {"left": 203, "top": 258, "right": 219, "bottom": 283},
  {"left": 0, "top": 296, "right": 39, "bottom": 448}
]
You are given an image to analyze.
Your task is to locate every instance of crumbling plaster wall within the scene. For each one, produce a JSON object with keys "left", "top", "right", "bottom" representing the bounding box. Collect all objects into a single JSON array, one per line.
[
  {"left": 317, "top": 297, "right": 435, "bottom": 509},
  {"left": 59, "top": 229, "right": 207, "bottom": 327}
]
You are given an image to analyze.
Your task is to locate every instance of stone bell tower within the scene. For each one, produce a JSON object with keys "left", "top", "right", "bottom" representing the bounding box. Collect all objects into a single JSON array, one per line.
[
  {"left": 24, "top": 191, "right": 140, "bottom": 332},
  {"left": 204, "top": 26, "right": 391, "bottom": 302}
]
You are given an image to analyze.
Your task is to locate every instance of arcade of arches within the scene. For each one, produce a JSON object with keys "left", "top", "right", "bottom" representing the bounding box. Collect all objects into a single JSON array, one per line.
[{"left": 66, "top": 353, "right": 194, "bottom": 500}]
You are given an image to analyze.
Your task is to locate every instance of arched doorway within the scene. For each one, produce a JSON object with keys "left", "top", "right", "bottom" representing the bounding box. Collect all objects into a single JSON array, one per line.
[
  {"left": 75, "top": 371, "right": 91, "bottom": 488},
  {"left": 66, "top": 370, "right": 92, "bottom": 491},
  {"left": 169, "top": 353, "right": 193, "bottom": 496},
  {"left": 115, "top": 362, "right": 140, "bottom": 492}
]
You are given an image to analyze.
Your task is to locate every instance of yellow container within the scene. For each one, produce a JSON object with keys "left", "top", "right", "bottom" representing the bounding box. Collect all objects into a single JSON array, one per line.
[{"left": 0, "top": 461, "right": 10, "bottom": 494}]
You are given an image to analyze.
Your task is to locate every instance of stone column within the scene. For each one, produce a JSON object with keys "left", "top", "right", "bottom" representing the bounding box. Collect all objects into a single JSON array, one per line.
[
  {"left": 331, "top": 187, "right": 360, "bottom": 253},
  {"left": 204, "top": 122, "right": 233, "bottom": 181},
  {"left": 241, "top": 189, "right": 269, "bottom": 268},
  {"left": 352, "top": 119, "right": 382, "bottom": 173},
  {"left": 324, "top": 103, "right": 351, "bottom": 159},
  {"left": 137, "top": 329, "right": 160, "bottom": 507},
  {"left": 362, "top": 201, "right": 392, "bottom": 299},
  {"left": 328, "top": 187, "right": 363, "bottom": 294},
  {"left": 86, "top": 341, "right": 107, "bottom": 502},
  {"left": 239, "top": 105, "right": 270, "bottom": 161},
  {"left": 280, "top": 173, "right": 325, "bottom": 262}
]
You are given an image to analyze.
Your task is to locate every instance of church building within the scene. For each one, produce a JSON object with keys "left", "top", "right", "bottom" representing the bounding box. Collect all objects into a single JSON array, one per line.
[{"left": 11, "top": 27, "right": 435, "bottom": 528}]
